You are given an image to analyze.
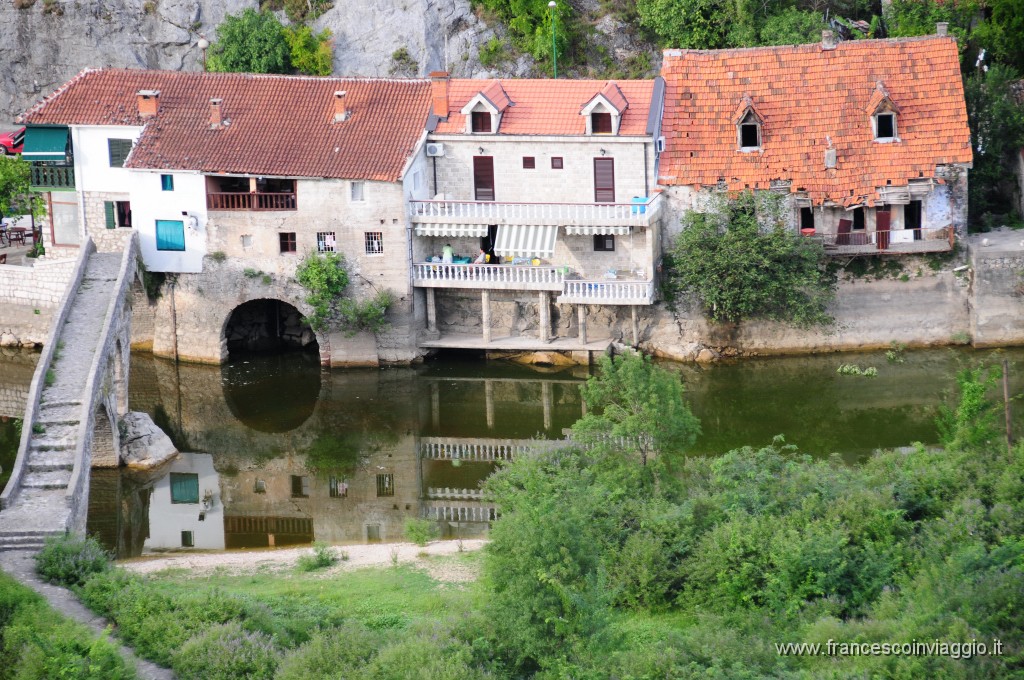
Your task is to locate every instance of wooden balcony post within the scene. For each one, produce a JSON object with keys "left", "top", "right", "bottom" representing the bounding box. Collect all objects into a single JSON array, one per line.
[
  {"left": 481, "top": 290, "right": 492, "bottom": 343},
  {"left": 538, "top": 292, "right": 551, "bottom": 343}
]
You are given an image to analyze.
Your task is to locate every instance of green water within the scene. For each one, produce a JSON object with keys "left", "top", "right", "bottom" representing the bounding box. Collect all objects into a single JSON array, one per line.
[{"left": 1, "top": 346, "right": 1022, "bottom": 557}]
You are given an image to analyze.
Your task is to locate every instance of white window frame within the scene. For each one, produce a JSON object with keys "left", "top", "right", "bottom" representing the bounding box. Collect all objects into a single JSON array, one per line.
[
  {"left": 873, "top": 112, "right": 898, "bottom": 142},
  {"left": 351, "top": 181, "right": 365, "bottom": 202},
  {"left": 364, "top": 231, "right": 383, "bottom": 256}
]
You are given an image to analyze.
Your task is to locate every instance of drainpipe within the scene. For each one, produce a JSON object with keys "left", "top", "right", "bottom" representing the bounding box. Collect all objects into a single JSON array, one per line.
[{"left": 643, "top": 141, "right": 649, "bottom": 198}]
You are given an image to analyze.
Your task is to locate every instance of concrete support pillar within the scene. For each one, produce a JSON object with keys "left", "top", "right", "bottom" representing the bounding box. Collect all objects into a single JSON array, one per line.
[
  {"left": 481, "top": 290, "right": 491, "bottom": 343},
  {"left": 485, "top": 379, "right": 495, "bottom": 430},
  {"left": 577, "top": 304, "right": 587, "bottom": 345},
  {"left": 425, "top": 288, "right": 438, "bottom": 335},
  {"left": 430, "top": 381, "right": 440, "bottom": 430},
  {"left": 538, "top": 292, "right": 550, "bottom": 343},
  {"left": 631, "top": 305, "right": 639, "bottom": 346},
  {"left": 542, "top": 381, "right": 552, "bottom": 431}
]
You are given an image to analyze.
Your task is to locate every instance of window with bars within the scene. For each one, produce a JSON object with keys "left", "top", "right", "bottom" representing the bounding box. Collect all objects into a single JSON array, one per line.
[
  {"left": 279, "top": 232, "right": 296, "bottom": 253},
  {"left": 317, "top": 231, "right": 336, "bottom": 252},
  {"left": 364, "top": 231, "right": 383, "bottom": 255},
  {"left": 376, "top": 473, "right": 394, "bottom": 497},
  {"left": 107, "top": 138, "right": 133, "bottom": 167},
  {"left": 329, "top": 476, "right": 348, "bottom": 498},
  {"left": 291, "top": 475, "right": 310, "bottom": 498}
]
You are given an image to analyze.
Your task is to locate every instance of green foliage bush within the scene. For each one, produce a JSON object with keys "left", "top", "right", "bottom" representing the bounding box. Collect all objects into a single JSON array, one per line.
[
  {"left": 664, "top": 190, "right": 836, "bottom": 327},
  {"left": 403, "top": 517, "right": 439, "bottom": 546},
  {"left": 276, "top": 622, "right": 383, "bottom": 680},
  {"left": 207, "top": 9, "right": 291, "bottom": 74},
  {"left": 34, "top": 534, "right": 111, "bottom": 587},
  {"left": 172, "top": 622, "right": 279, "bottom": 680},
  {"left": 295, "top": 251, "right": 350, "bottom": 331},
  {"left": 296, "top": 542, "right": 339, "bottom": 571},
  {"left": 285, "top": 25, "right": 334, "bottom": 76},
  {"left": 474, "top": 0, "right": 575, "bottom": 67},
  {"left": 0, "top": 572, "right": 134, "bottom": 679}
]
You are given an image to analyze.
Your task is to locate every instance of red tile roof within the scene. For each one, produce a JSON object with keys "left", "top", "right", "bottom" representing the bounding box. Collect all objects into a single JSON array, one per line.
[
  {"left": 18, "top": 69, "right": 432, "bottom": 182},
  {"left": 433, "top": 79, "right": 656, "bottom": 136},
  {"left": 659, "top": 36, "right": 972, "bottom": 206}
]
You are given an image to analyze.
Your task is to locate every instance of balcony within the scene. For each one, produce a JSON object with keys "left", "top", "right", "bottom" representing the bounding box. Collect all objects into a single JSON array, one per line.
[
  {"left": 207, "top": 192, "right": 297, "bottom": 211},
  {"left": 409, "top": 193, "right": 663, "bottom": 229},
  {"left": 413, "top": 263, "right": 567, "bottom": 291},
  {"left": 814, "top": 226, "right": 953, "bottom": 255},
  {"left": 557, "top": 278, "right": 655, "bottom": 305},
  {"left": 30, "top": 164, "right": 75, "bottom": 191}
]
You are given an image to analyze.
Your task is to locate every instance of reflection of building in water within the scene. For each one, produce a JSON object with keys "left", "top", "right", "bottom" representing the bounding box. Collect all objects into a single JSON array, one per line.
[{"left": 145, "top": 452, "right": 224, "bottom": 551}]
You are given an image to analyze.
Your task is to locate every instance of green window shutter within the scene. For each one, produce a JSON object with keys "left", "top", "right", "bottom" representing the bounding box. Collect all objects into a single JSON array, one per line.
[
  {"left": 169, "top": 473, "right": 199, "bottom": 504},
  {"left": 104, "top": 201, "right": 116, "bottom": 229},
  {"left": 107, "top": 138, "right": 132, "bottom": 167}
]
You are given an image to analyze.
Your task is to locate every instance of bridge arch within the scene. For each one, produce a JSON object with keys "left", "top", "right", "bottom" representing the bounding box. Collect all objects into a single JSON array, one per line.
[
  {"left": 91, "top": 392, "right": 120, "bottom": 469},
  {"left": 221, "top": 298, "right": 326, "bottom": 361}
]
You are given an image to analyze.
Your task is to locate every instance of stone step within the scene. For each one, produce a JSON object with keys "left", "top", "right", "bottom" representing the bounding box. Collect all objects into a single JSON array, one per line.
[
  {"left": 35, "top": 403, "right": 83, "bottom": 424},
  {"left": 22, "top": 469, "right": 72, "bottom": 489},
  {"left": 0, "top": 537, "right": 49, "bottom": 551},
  {"left": 27, "top": 452, "right": 75, "bottom": 473},
  {"left": 29, "top": 422, "right": 79, "bottom": 441},
  {"left": 28, "top": 436, "right": 77, "bottom": 451}
]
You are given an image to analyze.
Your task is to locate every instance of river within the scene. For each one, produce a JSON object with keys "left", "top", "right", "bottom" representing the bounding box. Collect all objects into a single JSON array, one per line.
[{"left": 1, "top": 346, "right": 1021, "bottom": 557}]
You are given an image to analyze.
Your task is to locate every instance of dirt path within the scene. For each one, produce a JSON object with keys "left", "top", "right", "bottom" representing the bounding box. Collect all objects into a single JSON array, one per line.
[{"left": 0, "top": 550, "right": 174, "bottom": 680}]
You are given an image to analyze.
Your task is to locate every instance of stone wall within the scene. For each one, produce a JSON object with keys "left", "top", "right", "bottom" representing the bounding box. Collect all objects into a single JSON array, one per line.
[
  {"left": 969, "top": 230, "right": 1024, "bottom": 347},
  {"left": 0, "top": 256, "right": 77, "bottom": 346},
  {"left": 0, "top": 349, "right": 37, "bottom": 418},
  {"left": 81, "top": 191, "right": 135, "bottom": 253}
]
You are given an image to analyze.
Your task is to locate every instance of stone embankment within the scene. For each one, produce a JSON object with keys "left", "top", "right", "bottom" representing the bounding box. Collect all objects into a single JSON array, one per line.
[{"left": 0, "top": 255, "right": 77, "bottom": 347}]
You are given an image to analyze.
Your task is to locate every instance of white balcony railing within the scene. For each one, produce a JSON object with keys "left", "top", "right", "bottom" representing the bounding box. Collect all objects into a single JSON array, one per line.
[
  {"left": 418, "top": 437, "right": 569, "bottom": 461},
  {"left": 427, "top": 487, "right": 486, "bottom": 501},
  {"left": 557, "top": 279, "right": 655, "bottom": 305},
  {"left": 413, "top": 263, "right": 567, "bottom": 290},
  {"left": 409, "top": 193, "right": 662, "bottom": 228}
]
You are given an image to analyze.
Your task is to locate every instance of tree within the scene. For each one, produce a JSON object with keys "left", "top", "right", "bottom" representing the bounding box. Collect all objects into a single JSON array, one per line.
[
  {"left": 571, "top": 352, "right": 700, "bottom": 468},
  {"left": 664, "top": 190, "right": 836, "bottom": 327},
  {"left": 0, "top": 156, "right": 44, "bottom": 221},
  {"left": 284, "top": 25, "right": 334, "bottom": 76},
  {"left": 758, "top": 8, "right": 828, "bottom": 46},
  {"left": 207, "top": 9, "right": 291, "bottom": 74}
]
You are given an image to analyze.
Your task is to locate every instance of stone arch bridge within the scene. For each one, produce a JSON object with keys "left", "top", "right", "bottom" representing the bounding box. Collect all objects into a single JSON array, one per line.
[{"left": 0, "top": 234, "right": 139, "bottom": 550}]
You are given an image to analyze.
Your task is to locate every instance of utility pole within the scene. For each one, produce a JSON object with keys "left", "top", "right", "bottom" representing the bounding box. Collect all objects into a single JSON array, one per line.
[{"left": 548, "top": 1, "right": 557, "bottom": 79}]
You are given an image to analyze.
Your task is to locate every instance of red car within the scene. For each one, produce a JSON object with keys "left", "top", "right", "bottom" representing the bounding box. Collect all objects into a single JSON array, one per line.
[{"left": 0, "top": 127, "right": 25, "bottom": 155}]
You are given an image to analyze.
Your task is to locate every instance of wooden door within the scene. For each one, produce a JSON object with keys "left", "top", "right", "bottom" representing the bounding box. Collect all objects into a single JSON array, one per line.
[
  {"left": 837, "top": 218, "right": 852, "bottom": 246},
  {"left": 594, "top": 158, "right": 615, "bottom": 203},
  {"left": 473, "top": 156, "right": 495, "bottom": 201},
  {"left": 876, "top": 209, "right": 891, "bottom": 251}
]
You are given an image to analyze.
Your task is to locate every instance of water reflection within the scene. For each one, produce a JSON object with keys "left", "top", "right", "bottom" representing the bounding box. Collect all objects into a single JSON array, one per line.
[{"left": 36, "top": 346, "right": 1017, "bottom": 558}]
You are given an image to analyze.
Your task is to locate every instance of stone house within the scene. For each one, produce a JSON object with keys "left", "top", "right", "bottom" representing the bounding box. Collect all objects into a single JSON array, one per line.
[
  {"left": 18, "top": 69, "right": 434, "bottom": 366},
  {"left": 657, "top": 27, "right": 973, "bottom": 256},
  {"left": 415, "top": 73, "right": 665, "bottom": 350}
]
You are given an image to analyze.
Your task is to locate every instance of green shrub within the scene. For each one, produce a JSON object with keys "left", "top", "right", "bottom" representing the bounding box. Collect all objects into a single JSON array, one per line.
[
  {"left": 207, "top": 9, "right": 291, "bottom": 74},
  {"left": 172, "top": 622, "right": 279, "bottom": 680},
  {"left": 276, "top": 622, "right": 383, "bottom": 679},
  {"left": 34, "top": 534, "right": 111, "bottom": 587},
  {"left": 404, "top": 517, "right": 439, "bottom": 546},
  {"left": 296, "top": 542, "right": 339, "bottom": 571},
  {"left": 285, "top": 25, "right": 334, "bottom": 76}
]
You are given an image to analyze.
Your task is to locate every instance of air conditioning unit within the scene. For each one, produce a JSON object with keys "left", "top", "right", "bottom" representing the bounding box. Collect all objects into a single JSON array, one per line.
[
  {"left": 426, "top": 142, "right": 445, "bottom": 157},
  {"left": 655, "top": 136, "right": 666, "bottom": 153}
]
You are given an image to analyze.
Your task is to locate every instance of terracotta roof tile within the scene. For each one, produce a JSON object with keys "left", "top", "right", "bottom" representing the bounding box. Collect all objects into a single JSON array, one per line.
[
  {"left": 434, "top": 79, "right": 655, "bottom": 136},
  {"left": 18, "top": 69, "right": 432, "bottom": 182},
  {"left": 659, "top": 36, "right": 972, "bottom": 206}
]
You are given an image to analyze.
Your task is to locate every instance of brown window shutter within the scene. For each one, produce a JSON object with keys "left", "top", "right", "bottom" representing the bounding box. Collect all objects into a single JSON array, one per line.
[
  {"left": 471, "top": 111, "right": 492, "bottom": 133},
  {"left": 474, "top": 156, "right": 495, "bottom": 201},
  {"left": 594, "top": 158, "right": 615, "bottom": 203},
  {"left": 592, "top": 112, "right": 613, "bottom": 134}
]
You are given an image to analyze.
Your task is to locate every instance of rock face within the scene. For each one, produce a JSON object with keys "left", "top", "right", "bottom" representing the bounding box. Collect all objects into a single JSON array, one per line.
[
  {"left": 119, "top": 411, "right": 178, "bottom": 469},
  {"left": 1, "top": 0, "right": 498, "bottom": 123}
]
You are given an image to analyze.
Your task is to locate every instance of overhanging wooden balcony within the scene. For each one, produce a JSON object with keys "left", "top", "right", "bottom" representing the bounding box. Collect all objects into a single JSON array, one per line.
[
  {"left": 413, "top": 263, "right": 567, "bottom": 291},
  {"left": 207, "top": 192, "right": 297, "bottom": 211},
  {"left": 30, "top": 164, "right": 75, "bottom": 191},
  {"left": 815, "top": 226, "right": 953, "bottom": 255},
  {"left": 409, "top": 193, "right": 662, "bottom": 229}
]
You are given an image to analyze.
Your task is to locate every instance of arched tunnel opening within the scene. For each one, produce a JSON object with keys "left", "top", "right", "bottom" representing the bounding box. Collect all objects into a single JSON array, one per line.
[{"left": 224, "top": 299, "right": 318, "bottom": 358}]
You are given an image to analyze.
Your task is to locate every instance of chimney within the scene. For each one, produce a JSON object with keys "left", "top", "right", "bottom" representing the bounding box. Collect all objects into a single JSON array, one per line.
[
  {"left": 137, "top": 90, "right": 160, "bottom": 118},
  {"left": 333, "top": 91, "right": 350, "bottom": 123},
  {"left": 209, "top": 98, "right": 223, "bottom": 129},
  {"left": 822, "top": 30, "right": 837, "bottom": 51},
  {"left": 936, "top": 22, "right": 948, "bottom": 36},
  {"left": 430, "top": 71, "right": 449, "bottom": 119}
]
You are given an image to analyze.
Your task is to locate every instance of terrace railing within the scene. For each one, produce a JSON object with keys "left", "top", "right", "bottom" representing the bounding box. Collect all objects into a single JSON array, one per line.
[
  {"left": 815, "top": 226, "right": 953, "bottom": 255},
  {"left": 413, "top": 263, "right": 567, "bottom": 290},
  {"left": 207, "top": 192, "right": 297, "bottom": 211},
  {"left": 29, "top": 164, "right": 75, "bottom": 191},
  {"left": 557, "top": 279, "right": 655, "bottom": 305},
  {"left": 409, "top": 193, "right": 662, "bottom": 228}
]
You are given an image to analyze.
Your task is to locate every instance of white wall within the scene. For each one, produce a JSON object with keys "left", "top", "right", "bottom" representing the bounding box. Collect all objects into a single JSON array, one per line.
[
  {"left": 71, "top": 125, "right": 143, "bottom": 192},
  {"left": 128, "top": 169, "right": 207, "bottom": 273},
  {"left": 145, "top": 452, "right": 225, "bottom": 551}
]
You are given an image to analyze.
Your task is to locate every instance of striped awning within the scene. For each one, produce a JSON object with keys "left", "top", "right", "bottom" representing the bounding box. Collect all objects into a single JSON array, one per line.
[
  {"left": 564, "top": 225, "right": 631, "bottom": 236},
  {"left": 494, "top": 224, "right": 558, "bottom": 257},
  {"left": 414, "top": 224, "right": 488, "bottom": 238},
  {"left": 22, "top": 126, "right": 69, "bottom": 162}
]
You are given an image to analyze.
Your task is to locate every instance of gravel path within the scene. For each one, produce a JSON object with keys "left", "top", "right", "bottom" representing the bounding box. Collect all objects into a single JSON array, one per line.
[{"left": 121, "top": 539, "right": 488, "bottom": 582}]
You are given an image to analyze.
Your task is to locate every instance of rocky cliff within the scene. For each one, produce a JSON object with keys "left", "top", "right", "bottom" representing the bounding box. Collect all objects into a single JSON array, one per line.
[{"left": 1, "top": 0, "right": 503, "bottom": 123}]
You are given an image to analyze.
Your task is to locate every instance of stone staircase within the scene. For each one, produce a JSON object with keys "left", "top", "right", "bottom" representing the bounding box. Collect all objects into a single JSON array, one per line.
[{"left": 0, "top": 252, "right": 123, "bottom": 550}]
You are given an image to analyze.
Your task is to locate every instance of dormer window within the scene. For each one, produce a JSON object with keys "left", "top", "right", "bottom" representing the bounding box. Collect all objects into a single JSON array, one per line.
[
  {"left": 471, "top": 111, "right": 492, "bottom": 133},
  {"left": 738, "top": 111, "right": 761, "bottom": 150},
  {"left": 875, "top": 112, "right": 896, "bottom": 140},
  {"left": 591, "top": 112, "right": 613, "bottom": 134}
]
